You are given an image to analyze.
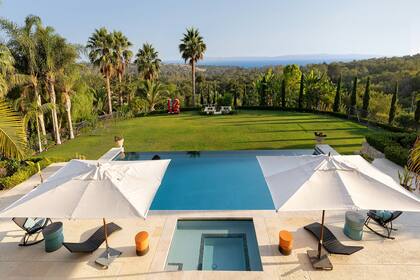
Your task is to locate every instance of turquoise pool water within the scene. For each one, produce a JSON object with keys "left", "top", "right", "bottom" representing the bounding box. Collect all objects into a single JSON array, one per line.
[
  {"left": 117, "top": 150, "right": 312, "bottom": 210},
  {"left": 165, "top": 219, "right": 262, "bottom": 271}
]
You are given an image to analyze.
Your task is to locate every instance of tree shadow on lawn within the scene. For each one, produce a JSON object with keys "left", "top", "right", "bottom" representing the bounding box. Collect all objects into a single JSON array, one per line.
[
  {"left": 221, "top": 120, "right": 347, "bottom": 127},
  {"left": 216, "top": 118, "right": 333, "bottom": 125},
  {"left": 255, "top": 127, "right": 368, "bottom": 134},
  {"left": 234, "top": 136, "right": 365, "bottom": 144}
]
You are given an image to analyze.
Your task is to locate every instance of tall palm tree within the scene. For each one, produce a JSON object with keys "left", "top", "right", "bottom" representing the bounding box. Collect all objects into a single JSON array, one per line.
[
  {"left": 112, "top": 31, "right": 132, "bottom": 105},
  {"left": 135, "top": 43, "right": 161, "bottom": 80},
  {"left": 0, "top": 44, "right": 15, "bottom": 97},
  {"left": 21, "top": 99, "right": 51, "bottom": 153},
  {"left": 0, "top": 99, "right": 27, "bottom": 159},
  {"left": 87, "top": 27, "right": 117, "bottom": 115},
  {"left": 138, "top": 80, "right": 168, "bottom": 112},
  {"left": 0, "top": 16, "right": 47, "bottom": 139},
  {"left": 59, "top": 64, "right": 80, "bottom": 140},
  {"left": 37, "top": 26, "right": 78, "bottom": 145},
  {"left": 179, "top": 27, "right": 206, "bottom": 106}
]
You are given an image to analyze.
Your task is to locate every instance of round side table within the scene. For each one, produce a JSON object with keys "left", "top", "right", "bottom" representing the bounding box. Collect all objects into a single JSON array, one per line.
[
  {"left": 343, "top": 211, "right": 365, "bottom": 241},
  {"left": 42, "top": 222, "right": 63, "bottom": 252}
]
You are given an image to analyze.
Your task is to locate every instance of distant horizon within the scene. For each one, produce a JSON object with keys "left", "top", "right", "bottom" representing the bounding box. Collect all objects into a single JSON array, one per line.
[
  {"left": 1, "top": 0, "right": 419, "bottom": 60},
  {"left": 163, "top": 53, "right": 418, "bottom": 68}
]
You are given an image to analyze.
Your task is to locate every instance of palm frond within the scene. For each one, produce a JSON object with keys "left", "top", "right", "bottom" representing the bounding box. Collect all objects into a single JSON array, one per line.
[{"left": 0, "top": 99, "right": 27, "bottom": 159}]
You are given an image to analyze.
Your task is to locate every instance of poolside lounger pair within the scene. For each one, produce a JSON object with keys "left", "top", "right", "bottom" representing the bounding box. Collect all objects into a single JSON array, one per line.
[
  {"left": 63, "top": 222, "right": 122, "bottom": 253},
  {"left": 304, "top": 222, "right": 364, "bottom": 255},
  {"left": 364, "top": 210, "right": 403, "bottom": 239},
  {"left": 13, "top": 217, "right": 52, "bottom": 246}
]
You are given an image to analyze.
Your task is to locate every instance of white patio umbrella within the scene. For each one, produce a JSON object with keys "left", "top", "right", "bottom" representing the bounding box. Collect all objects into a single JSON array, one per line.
[
  {"left": 257, "top": 154, "right": 420, "bottom": 269},
  {"left": 0, "top": 159, "right": 170, "bottom": 267}
]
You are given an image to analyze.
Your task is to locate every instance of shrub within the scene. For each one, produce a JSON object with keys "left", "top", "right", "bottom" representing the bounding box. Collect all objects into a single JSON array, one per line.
[
  {"left": 384, "top": 145, "right": 409, "bottom": 167},
  {"left": 365, "top": 133, "right": 395, "bottom": 153},
  {"left": 0, "top": 157, "right": 64, "bottom": 190},
  {"left": 395, "top": 112, "right": 415, "bottom": 129},
  {"left": 365, "top": 131, "right": 415, "bottom": 166},
  {"left": 219, "top": 93, "right": 233, "bottom": 106}
]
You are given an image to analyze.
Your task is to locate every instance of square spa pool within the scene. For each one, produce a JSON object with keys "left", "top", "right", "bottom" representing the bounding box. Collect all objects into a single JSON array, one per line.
[{"left": 165, "top": 219, "right": 262, "bottom": 271}]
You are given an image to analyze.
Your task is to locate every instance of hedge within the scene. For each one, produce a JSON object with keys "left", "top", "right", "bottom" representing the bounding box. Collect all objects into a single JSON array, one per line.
[
  {"left": 0, "top": 157, "right": 64, "bottom": 190},
  {"left": 236, "top": 106, "right": 412, "bottom": 133},
  {"left": 384, "top": 145, "right": 410, "bottom": 167},
  {"left": 365, "top": 131, "right": 416, "bottom": 166}
]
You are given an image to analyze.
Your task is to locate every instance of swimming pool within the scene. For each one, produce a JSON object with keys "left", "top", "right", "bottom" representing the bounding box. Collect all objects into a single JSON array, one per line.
[
  {"left": 165, "top": 219, "right": 262, "bottom": 271},
  {"left": 116, "top": 150, "right": 312, "bottom": 210}
]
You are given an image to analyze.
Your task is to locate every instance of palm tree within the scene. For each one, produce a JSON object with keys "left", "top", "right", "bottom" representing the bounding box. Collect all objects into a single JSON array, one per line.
[
  {"left": 135, "top": 43, "right": 161, "bottom": 80},
  {"left": 0, "top": 99, "right": 27, "bottom": 159},
  {"left": 36, "top": 26, "right": 78, "bottom": 145},
  {"left": 22, "top": 99, "right": 51, "bottom": 153},
  {"left": 138, "top": 80, "right": 168, "bottom": 112},
  {"left": 112, "top": 31, "right": 132, "bottom": 105},
  {"left": 87, "top": 27, "right": 117, "bottom": 115},
  {"left": 408, "top": 137, "right": 420, "bottom": 190},
  {"left": 0, "top": 16, "right": 47, "bottom": 139},
  {"left": 0, "top": 44, "right": 15, "bottom": 97},
  {"left": 59, "top": 64, "right": 80, "bottom": 140},
  {"left": 179, "top": 27, "right": 206, "bottom": 106}
]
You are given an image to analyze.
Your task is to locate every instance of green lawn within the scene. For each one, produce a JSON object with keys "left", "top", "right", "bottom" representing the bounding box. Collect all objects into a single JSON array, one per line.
[{"left": 41, "top": 110, "right": 371, "bottom": 159}]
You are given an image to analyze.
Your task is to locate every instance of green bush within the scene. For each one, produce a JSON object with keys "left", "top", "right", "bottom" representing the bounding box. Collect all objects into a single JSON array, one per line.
[
  {"left": 0, "top": 157, "right": 64, "bottom": 190},
  {"left": 219, "top": 93, "right": 233, "bottom": 106},
  {"left": 365, "top": 131, "right": 415, "bottom": 166},
  {"left": 384, "top": 145, "right": 409, "bottom": 167},
  {"left": 365, "top": 133, "right": 395, "bottom": 153}
]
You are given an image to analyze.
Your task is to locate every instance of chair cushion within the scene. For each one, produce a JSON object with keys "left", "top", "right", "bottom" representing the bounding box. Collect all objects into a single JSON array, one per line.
[{"left": 376, "top": 210, "right": 392, "bottom": 221}]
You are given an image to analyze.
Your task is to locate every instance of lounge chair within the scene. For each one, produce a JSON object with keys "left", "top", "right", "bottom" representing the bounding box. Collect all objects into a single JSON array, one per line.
[
  {"left": 12, "top": 217, "right": 52, "bottom": 246},
  {"left": 304, "top": 222, "right": 363, "bottom": 255},
  {"left": 364, "top": 210, "right": 403, "bottom": 239},
  {"left": 63, "top": 222, "right": 122, "bottom": 253}
]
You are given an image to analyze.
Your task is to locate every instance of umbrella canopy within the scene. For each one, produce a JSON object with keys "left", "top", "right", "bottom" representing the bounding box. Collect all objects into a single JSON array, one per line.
[
  {"left": 257, "top": 155, "right": 420, "bottom": 212},
  {"left": 0, "top": 159, "right": 171, "bottom": 219}
]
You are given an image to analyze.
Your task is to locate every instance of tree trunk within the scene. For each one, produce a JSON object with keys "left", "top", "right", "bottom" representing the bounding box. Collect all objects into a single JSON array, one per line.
[
  {"left": 34, "top": 86, "right": 47, "bottom": 145},
  {"left": 105, "top": 75, "right": 113, "bottom": 115},
  {"left": 49, "top": 79, "right": 61, "bottom": 145},
  {"left": 118, "top": 73, "right": 123, "bottom": 106},
  {"left": 191, "top": 61, "right": 196, "bottom": 107},
  {"left": 64, "top": 92, "right": 74, "bottom": 139},
  {"left": 35, "top": 115, "right": 43, "bottom": 153}
]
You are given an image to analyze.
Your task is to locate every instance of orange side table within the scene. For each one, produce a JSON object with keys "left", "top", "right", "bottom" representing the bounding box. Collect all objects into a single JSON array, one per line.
[
  {"left": 279, "top": 230, "right": 293, "bottom": 255},
  {"left": 135, "top": 231, "right": 149, "bottom": 256}
]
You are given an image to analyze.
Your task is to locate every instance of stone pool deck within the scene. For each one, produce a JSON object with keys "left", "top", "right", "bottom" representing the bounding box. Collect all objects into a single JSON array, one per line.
[{"left": 0, "top": 163, "right": 420, "bottom": 279}]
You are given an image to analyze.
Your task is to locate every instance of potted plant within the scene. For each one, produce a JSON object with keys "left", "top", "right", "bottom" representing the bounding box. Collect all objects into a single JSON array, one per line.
[
  {"left": 398, "top": 166, "right": 415, "bottom": 191},
  {"left": 114, "top": 135, "right": 124, "bottom": 148},
  {"left": 314, "top": 132, "right": 327, "bottom": 144}
]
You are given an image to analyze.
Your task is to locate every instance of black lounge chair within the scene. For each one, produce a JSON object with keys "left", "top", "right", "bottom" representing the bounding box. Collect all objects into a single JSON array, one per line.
[
  {"left": 364, "top": 210, "right": 403, "bottom": 239},
  {"left": 304, "top": 222, "right": 363, "bottom": 255},
  {"left": 63, "top": 222, "right": 122, "bottom": 253},
  {"left": 12, "top": 217, "right": 52, "bottom": 246}
]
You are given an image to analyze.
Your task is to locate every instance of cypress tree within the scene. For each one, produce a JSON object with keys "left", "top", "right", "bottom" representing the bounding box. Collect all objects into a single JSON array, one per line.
[
  {"left": 415, "top": 99, "right": 420, "bottom": 131},
  {"left": 388, "top": 82, "right": 398, "bottom": 124},
  {"left": 333, "top": 75, "right": 342, "bottom": 112},
  {"left": 361, "top": 77, "right": 370, "bottom": 118},
  {"left": 281, "top": 79, "right": 286, "bottom": 108},
  {"left": 298, "top": 73, "right": 304, "bottom": 110},
  {"left": 350, "top": 76, "right": 358, "bottom": 115}
]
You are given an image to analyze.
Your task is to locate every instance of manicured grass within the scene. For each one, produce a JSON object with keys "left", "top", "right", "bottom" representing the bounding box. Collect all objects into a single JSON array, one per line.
[{"left": 41, "top": 110, "right": 371, "bottom": 159}]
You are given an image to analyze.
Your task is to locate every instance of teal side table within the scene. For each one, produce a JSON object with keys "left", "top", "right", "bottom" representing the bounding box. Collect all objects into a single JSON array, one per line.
[
  {"left": 42, "top": 222, "right": 63, "bottom": 252},
  {"left": 344, "top": 211, "right": 364, "bottom": 241}
]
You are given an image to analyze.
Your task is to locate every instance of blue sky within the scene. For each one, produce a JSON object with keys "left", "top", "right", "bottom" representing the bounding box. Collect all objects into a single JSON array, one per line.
[{"left": 1, "top": 0, "right": 419, "bottom": 60}]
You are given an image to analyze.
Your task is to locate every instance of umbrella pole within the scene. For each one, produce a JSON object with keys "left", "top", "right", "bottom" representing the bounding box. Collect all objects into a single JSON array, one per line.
[
  {"left": 95, "top": 218, "right": 122, "bottom": 269},
  {"left": 307, "top": 209, "right": 333, "bottom": 270},
  {"left": 103, "top": 218, "right": 109, "bottom": 251},
  {"left": 318, "top": 210, "right": 325, "bottom": 259}
]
